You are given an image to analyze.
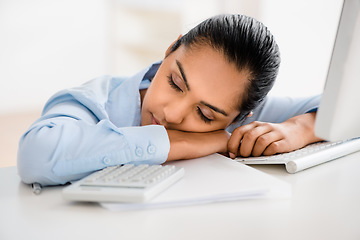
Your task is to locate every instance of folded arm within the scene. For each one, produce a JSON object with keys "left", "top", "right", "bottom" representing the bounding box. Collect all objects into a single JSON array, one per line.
[
  {"left": 166, "top": 129, "right": 230, "bottom": 161},
  {"left": 17, "top": 102, "right": 169, "bottom": 186},
  {"left": 17, "top": 101, "right": 229, "bottom": 186}
]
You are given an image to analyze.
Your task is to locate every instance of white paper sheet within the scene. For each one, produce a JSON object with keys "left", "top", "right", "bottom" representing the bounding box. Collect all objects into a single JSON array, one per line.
[{"left": 101, "top": 154, "right": 291, "bottom": 211}]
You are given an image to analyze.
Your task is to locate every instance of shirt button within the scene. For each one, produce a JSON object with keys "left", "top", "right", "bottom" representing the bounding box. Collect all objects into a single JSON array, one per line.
[
  {"left": 135, "top": 147, "right": 143, "bottom": 157},
  {"left": 147, "top": 145, "right": 156, "bottom": 154},
  {"left": 102, "top": 156, "right": 111, "bottom": 165}
]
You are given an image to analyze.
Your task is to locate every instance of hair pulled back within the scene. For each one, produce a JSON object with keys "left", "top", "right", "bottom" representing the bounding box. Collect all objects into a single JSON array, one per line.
[{"left": 170, "top": 14, "right": 281, "bottom": 121}]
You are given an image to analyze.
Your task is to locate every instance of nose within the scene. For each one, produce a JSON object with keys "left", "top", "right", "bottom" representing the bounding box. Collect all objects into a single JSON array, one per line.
[{"left": 163, "top": 101, "right": 188, "bottom": 125}]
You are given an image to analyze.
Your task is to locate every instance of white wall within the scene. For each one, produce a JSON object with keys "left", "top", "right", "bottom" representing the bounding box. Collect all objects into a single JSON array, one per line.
[
  {"left": 108, "top": 0, "right": 182, "bottom": 77},
  {"left": 0, "top": 0, "right": 344, "bottom": 114},
  {"left": 0, "top": 0, "right": 109, "bottom": 114},
  {"left": 258, "top": 0, "right": 343, "bottom": 97}
]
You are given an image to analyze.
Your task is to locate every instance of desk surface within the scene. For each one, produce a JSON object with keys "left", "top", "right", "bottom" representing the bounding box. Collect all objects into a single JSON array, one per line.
[{"left": 1, "top": 152, "right": 360, "bottom": 240}]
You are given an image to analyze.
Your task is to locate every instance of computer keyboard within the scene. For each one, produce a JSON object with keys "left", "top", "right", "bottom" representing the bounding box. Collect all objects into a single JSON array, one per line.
[
  {"left": 62, "top": 164, "right": 184, "bottom": 203},
  {"left": 236, "top": 137, "right": 360, "bottom": 173}
]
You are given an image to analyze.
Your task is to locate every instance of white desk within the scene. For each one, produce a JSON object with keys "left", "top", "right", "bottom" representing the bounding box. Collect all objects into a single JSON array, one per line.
[{"left": 1, "top": 152, "right": 360, "bottom": 240}]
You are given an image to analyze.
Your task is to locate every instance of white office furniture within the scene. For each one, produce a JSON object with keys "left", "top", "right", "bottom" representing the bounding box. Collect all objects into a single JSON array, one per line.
[{"left": 1, "top": 152, "right": 360, "bottom": 240}]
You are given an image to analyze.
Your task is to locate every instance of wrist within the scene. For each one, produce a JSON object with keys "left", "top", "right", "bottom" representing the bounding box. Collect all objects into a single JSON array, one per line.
[
  {"left": 166, "top": 129, "right": 229, "bottom": 161},
  {"left": 287, "top": 112, "right": 323, "bottom": 145}
]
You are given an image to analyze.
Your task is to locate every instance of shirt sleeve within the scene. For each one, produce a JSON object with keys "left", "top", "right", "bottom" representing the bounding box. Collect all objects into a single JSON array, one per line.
[
  {"left": 227, "top": 95, "right": 321, "bottom": 133},
  {"left": 17, "top": 76, "right": 170, "bottom": 186}
]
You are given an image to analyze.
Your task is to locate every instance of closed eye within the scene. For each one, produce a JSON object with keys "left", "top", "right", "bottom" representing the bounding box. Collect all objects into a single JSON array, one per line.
[
  {"left": 167, "top": 75, "right": 183, "bottom": 92},
  {"left": 197, "top": 107, "right": 213, "bottom": 124}
]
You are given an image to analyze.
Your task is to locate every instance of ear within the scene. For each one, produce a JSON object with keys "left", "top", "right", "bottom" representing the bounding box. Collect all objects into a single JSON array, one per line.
[
  {"left": 247, "top": 111, "right": 253, "bottom": 118},
  {"left": 165, "top": 35, "right": 182, "bottom": 57}
]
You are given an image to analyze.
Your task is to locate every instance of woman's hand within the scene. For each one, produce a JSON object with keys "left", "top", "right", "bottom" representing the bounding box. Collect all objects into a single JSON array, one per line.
[
  {"left": 166, "top": 129, "right": 230, "bottom": 161},
  {"left": 227, "top": 112, "right": 323, "bottom": 158}
]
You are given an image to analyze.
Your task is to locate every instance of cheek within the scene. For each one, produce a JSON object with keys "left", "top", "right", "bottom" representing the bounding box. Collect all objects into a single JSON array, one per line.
[
  {"left": 142, "top": 80, "right": 170, "bottom": 112},
  {"left": 145, "top": 84, "right": 163, "bottom": 107}
]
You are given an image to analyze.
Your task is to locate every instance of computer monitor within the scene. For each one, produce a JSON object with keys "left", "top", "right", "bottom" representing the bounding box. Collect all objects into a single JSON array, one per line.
[{"left": 315, "top": 0, "right": 360, "bottom": 142}]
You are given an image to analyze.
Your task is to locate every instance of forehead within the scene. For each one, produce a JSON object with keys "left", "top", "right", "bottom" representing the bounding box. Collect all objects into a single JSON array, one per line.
[{"left": 168, "top": 44, "right": 248, "bottom": 115}]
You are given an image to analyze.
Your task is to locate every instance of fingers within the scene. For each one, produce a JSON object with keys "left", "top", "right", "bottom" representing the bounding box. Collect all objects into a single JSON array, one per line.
[
  {"left": 262, "top": 140, "right": 283, "bottom": 156},
  {"left": 227, "top": 122, "right": 256, "bottom": 157},
  {"left": 251, "top": 131, "right": 283, "bottom": 156},
  {"left": 239, "top": 124, "right": 273, "bottom": 157},
  {"left": 228, "top": 121, "right": 285, "bottom": 158}
]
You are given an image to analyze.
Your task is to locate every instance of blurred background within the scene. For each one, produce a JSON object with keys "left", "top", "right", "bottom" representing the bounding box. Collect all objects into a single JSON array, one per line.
[{"left": 0, "top": 0, "right": 343, "bottom": 167}]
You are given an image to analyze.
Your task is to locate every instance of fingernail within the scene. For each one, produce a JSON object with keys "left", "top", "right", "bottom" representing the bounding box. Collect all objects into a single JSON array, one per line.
[{"left": 229, "top": 152, "right": 236, "bottom": 159}]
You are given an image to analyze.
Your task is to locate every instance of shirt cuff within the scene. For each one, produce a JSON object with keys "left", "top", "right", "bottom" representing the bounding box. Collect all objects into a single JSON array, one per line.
[{"left": 119, "top": 125, "right": 170, "bottom": 165}]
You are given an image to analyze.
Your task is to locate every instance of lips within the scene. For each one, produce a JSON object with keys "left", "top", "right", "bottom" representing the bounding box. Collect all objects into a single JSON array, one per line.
[{"left": 151, "top": 114, "right": 161, "bottom": 125}]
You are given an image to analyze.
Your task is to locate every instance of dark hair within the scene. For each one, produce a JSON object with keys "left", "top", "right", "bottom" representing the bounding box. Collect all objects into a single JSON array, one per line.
[{"left": 169, "top": 14, "right": 281, "bottom": 121}]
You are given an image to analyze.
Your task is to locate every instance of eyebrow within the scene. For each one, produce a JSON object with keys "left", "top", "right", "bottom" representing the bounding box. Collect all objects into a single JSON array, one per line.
[
  {"left": 175, "top": 60, "right": 229, "bottom": 117},
  {"left": 201, "top": 101, "right": 229, "bottom": 117},
  {"left": 176, "top": 60, "right": 190, "bottom": 90}
]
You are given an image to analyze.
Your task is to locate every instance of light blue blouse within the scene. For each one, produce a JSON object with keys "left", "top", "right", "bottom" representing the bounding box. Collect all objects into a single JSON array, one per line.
[{"left": 17, "top": 62, "right": 320, "bottom": 186}]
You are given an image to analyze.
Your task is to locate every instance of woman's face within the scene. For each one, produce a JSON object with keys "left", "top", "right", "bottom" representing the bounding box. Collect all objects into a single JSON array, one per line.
[{"left": 141, "top": 44, "right": 249, "bottom": 132}]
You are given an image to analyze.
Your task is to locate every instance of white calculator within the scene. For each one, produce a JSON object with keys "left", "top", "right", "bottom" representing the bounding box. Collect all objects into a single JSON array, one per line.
[{"left": 62, "top": 164, "right": 184, "bottom": 203}]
